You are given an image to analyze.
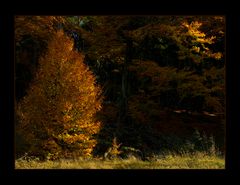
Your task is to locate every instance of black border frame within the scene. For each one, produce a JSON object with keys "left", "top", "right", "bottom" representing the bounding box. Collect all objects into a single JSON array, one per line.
[{"left": 1, "top": 1, "right": 240, "bottom": 182}]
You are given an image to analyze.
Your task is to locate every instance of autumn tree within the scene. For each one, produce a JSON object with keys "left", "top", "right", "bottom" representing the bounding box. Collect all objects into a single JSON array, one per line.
[{"left": 16, "top": 30, "right": 102, "bottom": 159}]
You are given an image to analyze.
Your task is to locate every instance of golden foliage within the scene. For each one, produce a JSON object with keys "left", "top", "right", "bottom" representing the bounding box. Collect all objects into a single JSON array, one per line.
[
  {"left": 104, "top": 137, "right": 122, "bottom": 159},
  {"left": 178, "top": 21, "right": 223, "bottom": 62},
  {"left": 16, "top": 30, "right": 102, "bottom": 159}
]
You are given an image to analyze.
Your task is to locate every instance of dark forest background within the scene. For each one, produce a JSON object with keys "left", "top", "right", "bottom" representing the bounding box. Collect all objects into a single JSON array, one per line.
[{"left": 14, "top": 16, "right": 225, "bottom": 160}]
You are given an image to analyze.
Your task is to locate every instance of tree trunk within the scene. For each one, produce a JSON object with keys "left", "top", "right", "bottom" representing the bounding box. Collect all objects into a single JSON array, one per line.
[{"left": 117, "top": 39, "right": 133, "bottom": 131}]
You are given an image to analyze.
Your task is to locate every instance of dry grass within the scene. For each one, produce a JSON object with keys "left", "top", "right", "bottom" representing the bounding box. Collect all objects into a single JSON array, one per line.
[{"left": 15, "top": 153, "right": 224, "bottom": 169}]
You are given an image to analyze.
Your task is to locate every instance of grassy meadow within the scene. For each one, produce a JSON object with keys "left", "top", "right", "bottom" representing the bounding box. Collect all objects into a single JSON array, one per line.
[{"left": 15, "top": 153, "right": 224, "bottom": 169}]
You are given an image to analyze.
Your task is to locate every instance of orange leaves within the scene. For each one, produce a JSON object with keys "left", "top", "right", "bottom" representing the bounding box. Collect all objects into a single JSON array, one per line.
[
  {"left": 178, "top": 20, "right": 223, "bottom": 62},
  {"left": 182, "top": 21, "right": 206, "bottom": 38},
  {"left": 191, "top": 46, "right": 201, "bottom": 53},
  {"left": 60, "top": 133, "right": 90, "bottom": 145},
  {"left": 16, "top": 30, "right": 103, "bottom": 159},
  {"left": 63, "top": 115, "right": 72, "bottom": 123},
  {"left": 64, "top": 102, "right": 73, "bottom": 112},
  {"left": 208, "top": 52, "right": 223, "bottom": 60},
  {"left": 182, "top": 21, "right": 217, "bottom": 45}
]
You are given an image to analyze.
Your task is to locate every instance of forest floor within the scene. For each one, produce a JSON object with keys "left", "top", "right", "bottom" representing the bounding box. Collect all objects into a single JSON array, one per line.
[{"left": 15, "top": 153, "right": 224, "bottom": 169}]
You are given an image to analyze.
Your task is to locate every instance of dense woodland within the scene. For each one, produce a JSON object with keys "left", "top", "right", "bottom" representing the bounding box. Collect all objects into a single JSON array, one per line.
[{"left": 15, "top": 16, "right": 225, "bottom": 160}]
